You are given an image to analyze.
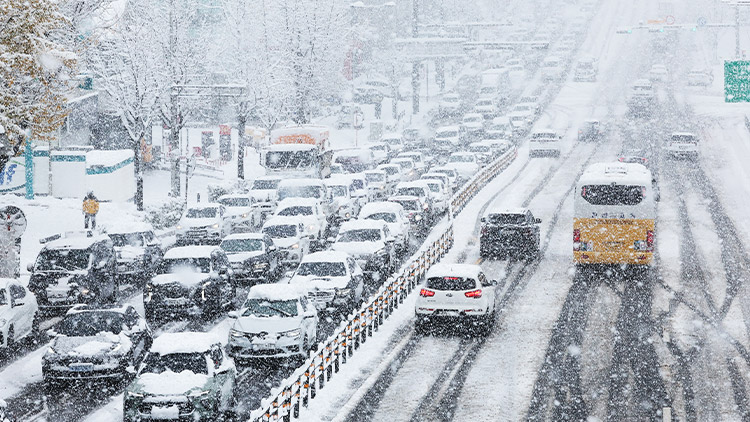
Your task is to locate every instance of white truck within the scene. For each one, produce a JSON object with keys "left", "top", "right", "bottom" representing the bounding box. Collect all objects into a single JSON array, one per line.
[{"left": 262, "top": 125, "right": 333, "bottom": 179}]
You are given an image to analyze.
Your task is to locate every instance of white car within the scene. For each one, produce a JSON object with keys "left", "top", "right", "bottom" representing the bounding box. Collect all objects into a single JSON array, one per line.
[
  {"left": 176, "top": 204, "right": 232, "bottom": 244},
  {"left": 377, "top": 164, "right": 403, "bottom": 189},
  {"left": 276, "top": 179, "right": 332, "bottom": 218},
  {"left": 262, "top": 216, "right": 311, "bottom": 267},
  {"left": 248, "top": 176, "right": 282, "bottom": 223},
  {"left": 367, "top": 142, "right": 392, "bottom": 164},
  {"left": 649, "top": 64, "right": 668, "bottom": 82},
  {"left": 227, "top": 284, "right": 318, "bottom": 361},
  {"left": 629, "top": 78, "right": 655, "bottom": 107},
  {"left": 431, "top": 166, "right": 460, "bottom": 191},
  {"left": 324, "top": 176, "right": 359, "bottom": 221},
  {"left": 510, "top": 102, "right": 538, "bottom": 120},
  {"left": 364, "top": 170, "right": 390, "bottom": 200},
  {"left": 666, "top": 132, "right": 699, "bottom": 158},
  {"left": 288, "top": 251, "right": 365, "bottom": 314},
  {"left": 0, "top": 279, "right": 39, "bottom": 350},
  {"left": 273, "top": 198, "right": 329, "bottom": 249},
  {"left": 574, "top": 57, "right": 598, "bottom": 82},
  {"left": 474, "top": 97, "right": 498, "bottom": 120},
  {"left": 420, "top": 177, "right": 450, "bottom": 215},
  {"left": 461, "top": 113, "right": 485, "bottom": 139},
  {"left": 358, "top": 201, "right": 410, "bottom": 256},
  {"left": 508, "top": 113, "right": 532, "bottom": 137},
  {"left": 438, "top": 93, "right": 462, "bottom": 115},
  {"left": 687, "top": 69, "right": 713, "bottom": 86},
  {"left": 529, "top": 129, "right": 562, "bottom": 157},
  {"left": 397, "top": 151, "right": 428, "bottom": 175},
  {"left": 468, "top": 141, "right": 494, "bottom": 165},
  {"left": 381, "top": 134, "right": 405, "bottom": 154},
  {"left": 217, "top": 194, "right": 255, "bottom": 232},
  {"left": 390, "top": 158, "right": 419, "bottom": 182},
  {"left": 421, "top": 172, "right": 452, "bottom": 195},
  {"left": 331, "top": 220, "right": 397, "bottom": 282},
  {"left": 446, "top": 152, "right": 480, "bottom": 182},
  {"left": 485, "top": 116, "right": 513, "bottom": 140},
  {"left": 541, "top": 55, "right": 565, "bottom": 80},
  {"left": 434, "top": 126, "right": 462, "bottom": 154},
  {"left": 415, "top": 264, "right": 498, "bottom": 333},
  {"left": 394, "top": 181, "right": 435, "bottom": 217}
]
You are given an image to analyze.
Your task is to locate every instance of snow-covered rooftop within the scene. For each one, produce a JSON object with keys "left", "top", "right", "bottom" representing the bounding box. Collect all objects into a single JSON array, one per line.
[{"left": 426, "top": 263, "right": 483, "bottom": 280}]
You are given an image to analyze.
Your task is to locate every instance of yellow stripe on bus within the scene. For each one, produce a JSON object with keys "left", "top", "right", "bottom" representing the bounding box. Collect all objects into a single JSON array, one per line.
[{"left": 573, "top": 218, "right": 655, "bottom": 265}]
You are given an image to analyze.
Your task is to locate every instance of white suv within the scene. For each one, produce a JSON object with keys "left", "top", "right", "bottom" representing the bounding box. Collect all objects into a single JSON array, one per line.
[
  {"left": 175, "top": 204, "right": 232, "bottom": 244},
  {"left": 415, "top": 264, "right": 497, "bottom": 334},
  {"left": 0, "top": 279, "right": 39, "bottom": 350},
  {"left": 529, "top": 129, "right": 562, "bottom": 157}
]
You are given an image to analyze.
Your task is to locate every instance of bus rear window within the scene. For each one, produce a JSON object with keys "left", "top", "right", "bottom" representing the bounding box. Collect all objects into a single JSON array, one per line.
[{"left": 581, "top": 185, "right": 644, "bottom": 206}]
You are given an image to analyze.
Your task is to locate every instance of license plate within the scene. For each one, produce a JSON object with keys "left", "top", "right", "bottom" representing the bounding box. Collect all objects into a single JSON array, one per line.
[
  {"left": 439, "top": 310, "right": 459, "bottom": 316},
  {"left": 253, "top": 343, "right": 275, "bottom": 350},
  {"left": 69, "top": 363, "right": 94, "bottom": 372},
  {"left": 165, "top": 297, "right": 189, "bottom": 305}
]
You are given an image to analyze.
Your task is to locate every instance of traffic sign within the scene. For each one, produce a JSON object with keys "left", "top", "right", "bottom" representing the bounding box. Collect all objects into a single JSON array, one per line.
[
  {"left": 725, "top": 61, "right": 750, "bottom": 102},
  {"left": 697, "top": 16, "right": 707, "bottom": 27},
  {"left": 665, "top": 15, "right": 676, "bottom": 25},
  {"left": 0, "top": 206, "right": 26, "bottom": 238}
]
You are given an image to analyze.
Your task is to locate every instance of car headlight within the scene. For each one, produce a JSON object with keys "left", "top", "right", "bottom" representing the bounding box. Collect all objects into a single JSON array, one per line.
[
  {"left": 336, "top": 288, "right": 352, "bottom": 297},
  {"left": 80, "top": 287, "right": 91, "bottom": 296},
  {"left": 291, "top": 243, "right": 299, "bottom": 249},
  {"left": 283, "top": 328, "right": 301, "bottom": 338},
  {"left": 415, "top": 214, "right": 422, "bottom": 221},
  {"left": 127, "top": 391, "right": 145, "bottom": 398},
  {"left": 176, "top": 225, "right": 182, "bottom": 230},
  {"left": 212, "top": 223, "right": 219, "bottom": 229},
  {"left": 109, "top": 343, "right": 123, "bottom": 354},
  {"left": 47, "top": 346, "right": 57, "bottom": 354},
  {"left": 189, "top": 390, "right": 211, "bottom": 398},
  {"left": 230, "top": 328, "right": 244, "bottom": 338}
]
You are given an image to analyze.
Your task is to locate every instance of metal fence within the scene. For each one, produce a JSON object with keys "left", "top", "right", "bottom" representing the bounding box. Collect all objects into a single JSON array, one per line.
[{"left": 250, "top": 146, "right": 517, "bottom": 422}]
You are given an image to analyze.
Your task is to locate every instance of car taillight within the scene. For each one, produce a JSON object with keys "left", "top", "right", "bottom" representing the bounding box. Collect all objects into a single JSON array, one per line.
[
  {"left": 465, "top": 289, "right": 482, "bottom": 298},
  {"left": 646, "top": 230, "right": 654, "bottom": 252},
  {"left": 420, "top": 289, "right": 435, "bottom": 297},
  {"left": 573, "top": 229, "right": 581, "bottom": 251}
]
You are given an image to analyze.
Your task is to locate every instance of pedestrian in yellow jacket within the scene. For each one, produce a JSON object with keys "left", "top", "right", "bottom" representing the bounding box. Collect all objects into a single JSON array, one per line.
[{"left": 83, "top": 191, "right": 99, "bottom": 229}]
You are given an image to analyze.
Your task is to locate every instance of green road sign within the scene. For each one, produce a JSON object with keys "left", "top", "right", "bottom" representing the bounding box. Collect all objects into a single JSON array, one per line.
[{"left": 725, "top": 60, "right": 750, "bottom": 102}]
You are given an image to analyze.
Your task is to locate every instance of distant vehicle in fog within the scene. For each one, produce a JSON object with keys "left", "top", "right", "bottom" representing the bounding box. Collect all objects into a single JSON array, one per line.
[
  {"left": 687, "top": 69, "right": 713, "bottom": 86},
  {"left": 665, "top": 132, "right": 699, "bottom": 159},
  {"left": 529, "top": 129, "right": 562, "bottom": 157}
]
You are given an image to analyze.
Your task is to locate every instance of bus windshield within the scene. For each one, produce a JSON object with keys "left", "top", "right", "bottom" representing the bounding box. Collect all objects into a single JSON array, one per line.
[{"left": 581, "top": 185, "right": 644, "bottom": 206}]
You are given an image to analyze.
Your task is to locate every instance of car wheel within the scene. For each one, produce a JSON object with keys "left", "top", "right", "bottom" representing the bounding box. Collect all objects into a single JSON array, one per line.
[{"left": 415, "top": 318, "right": 428, "bottom": 335}]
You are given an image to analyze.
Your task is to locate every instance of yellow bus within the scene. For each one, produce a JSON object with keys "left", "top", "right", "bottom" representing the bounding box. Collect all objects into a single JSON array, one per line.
[{"left": 573, "top": 162, "right": 657, "bottom": 266}]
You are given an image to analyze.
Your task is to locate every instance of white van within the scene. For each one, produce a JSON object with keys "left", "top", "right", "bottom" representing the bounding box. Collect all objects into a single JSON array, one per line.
[
  {"left": 666, "top": 132, "right": 698, "bottom": 158},
  {"left": 541, "top": 56, "right": 565, "bottom": 81},
  {"left": 529, "top": 129, "right": 562, "bottom": 157}
]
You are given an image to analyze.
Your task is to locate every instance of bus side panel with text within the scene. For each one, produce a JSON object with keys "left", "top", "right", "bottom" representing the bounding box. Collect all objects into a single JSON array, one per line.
[{"left": 573, "top": 163, "right": 656, "bottom": 265}]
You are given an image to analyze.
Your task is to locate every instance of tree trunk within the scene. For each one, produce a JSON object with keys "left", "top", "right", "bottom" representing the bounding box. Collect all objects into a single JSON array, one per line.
[
  {"left": 134, "top": 135, "right": 144, "bottom": 211},
  {"left": 237, "top": 112, "right": 246, "bottom": 180}
]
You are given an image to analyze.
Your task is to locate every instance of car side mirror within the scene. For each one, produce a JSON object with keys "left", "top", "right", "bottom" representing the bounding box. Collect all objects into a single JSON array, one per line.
[
  {"left": 535, "top": 218, "right": 542, "bottom": 224},
  {"left": 491, "top": 279, "right": 499, "bottom": 286},
  {"left": 26, "top": 263, "right": 34, "bottom": 272},
  {"left": 228, "top": 311, "right": 239, "bottom": 319}
]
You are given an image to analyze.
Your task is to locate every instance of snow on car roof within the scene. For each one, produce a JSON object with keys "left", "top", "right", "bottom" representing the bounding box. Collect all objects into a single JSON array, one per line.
[
  {"left": 0, "top": 278, "right": 19, "bottom": 289},
  {"left": 671, "top": 132, "right": 696, "bottom": 137},
  {"left": 186, "top": 203, "right": 220, "bottom": 210},
  {"left": 388, "top": 195, "right": 421, "bottom": 202},
  {"left": 579, "top": 162, "right": 652, "bottom": 185},
  {"left": 276, "top": 198, "right": 320, "bottom": 209},
  {"left": 222, "top": 232, "right": 265, "bottom": 241},
  {"left": 381, "top": 133, "right": 402, "bottom": 140},
  {"left": 105, "top": 222, "right": 154, "bottom": 234},
  {"left": 324, "top": 175, "right": 353, "bottom": 186},
  {"left": 66, "top": 303, "right": 133, "bottom": 315},
  {"left": 485, "top": 207, "right": 528, "bottom": 217},
  {"left": 151, "top": 332, "right": 221, "bottom": 355},
  {"left": 491, "top": 116, "right": 510, "bottom": 124},
  {"left": 300, "top": 250, "right": 351, "bottom": 263},
  {"left": 364, "top": 169, "right": 387, "bottom": 175},
  {"left": 265, "top": 144, "right": 318, "bottom": 152},
  {"left": 436, "top": 125, "right": 461, "bottom": 133},
  {"left": 263, "top": 216, "right": 302, "bottom": 228},
  {"left": 278, "top": 178, "right": 325, "bottom": 187},
  {"left": 396, "top": 181, "right": 430, "bottom": 189},
  {"left": 253, "top": 175, "right": 283, "bottom": 181},
  {"left": 360, "top": 201, "right": 404, "bottom": 215},
  {"left": 163, "top": 245, "right": 221, "bottom": 259},
  {"left": 45, "top": 233, "right": 111, "bottom": 250},
  {"left": 339, "top": 219, "right": 386, "bottom": 232},
  {"left": 426, "top": 263, "right": 482, "bottom": 280},
  {"left": 247, "top": 284, "right": 303, "bottom": 301},
  {"left": 218, "top": 193, "right": 249, "bottom": 199}
]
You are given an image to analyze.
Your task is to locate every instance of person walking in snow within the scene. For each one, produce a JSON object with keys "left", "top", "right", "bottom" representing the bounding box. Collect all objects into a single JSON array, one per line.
[{"left": 82, "top": 191, "right": 99, "bottom": 230}]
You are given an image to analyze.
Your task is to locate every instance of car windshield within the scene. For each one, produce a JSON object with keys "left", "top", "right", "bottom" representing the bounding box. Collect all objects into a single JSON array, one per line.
[
  {"left": 109, "top": 233, "right": 144, "bottom": 247},
  {"left": 364, "top": 212, "right": 396, "bottom": 223},
  {"left": 671, "top": 135, "right": 696, "bottom": 143},
  {"left": 581, "top": 185, "right": 644, "bottom": 206},
  {"left": 219, "top": 197, "right": 251, "bottom": 207},
  {"left": 435, "top": 169, "right": 455, "bottom": 178},
  {"left": 391, "top": 199, "right": 418, "bottom": 211},
  {"left": 296, "top": 262, "right": 347, "bottom": 277},
  {"left": 426, "top": 276, "right": 477, "bottom": 291},
  {"left": 397, "top": 187, "right": 425, "bottom": 197},
  {"left": 242, "top": 298, "right": 298, "bottom": 317},
  {"left": 425, "top": 183, "right": 441, "bottom": 193},
  {"left": 351, "top": 179, "right": 364, "bottom": 190},
  {"left": 382, "top": 167, "right": 399, "bottom": 176},
  {"left": 338, "top": 229, "right": 382, "bottom": 242},
  {"left": 330, "top": 186, "right": 348, "bottom": 197},
  {"left": 252, "top": 179, "right": 280, "bottom": 190},
  {"left": 464, "top": 116, "right": 481, "bottom": 123},
  {"left": 370, "top": 145, "right": 387, "bottom": 151},
  {"left": 470, "top": 145, "right": 490, "bottom": 153},
  {"left": 265, "top": 150, "right": 315, "bottom": 169},
  {"left": 366, "top": 173, "right": 385, "bottom": 182},
  {"left": 36, "top": 248, "right": 90, "bottom": 271},
  {"left": 158, "top": 257, "right": 211, "bottom": 274},
  {"left": 395, "top": 161, "right": 413, "bottom": 170},
  {"left": 263, "top": 225, "right": 297, "bottom": 238},
  {"left": 278, "top": 185, "right": 323, "bottom": 201},
  {"left": 277, "top": 206, "right": 313, "bottom": 216},
  {"left": 142, "top": 352, "right": 208, "bottom": 375},
  {"left": 186, "top": 208, "right": 217, "bottom": 218},
  {"left": 477, "top": 100, "right": 493, "bottom": 106},
  {"left": 489, "top": 214, "right": 526, "bottom": 225},
  {"left": 57, "top": 311, "right": 126, "bottom": 336},
  {"left": 221, "top": 239, "right": 264, "bottom": 253},
  {"left": 449, "top": 155, "right": 474, "bottom": 163},
  {"left": 383, "top": 138, "right": 401, "bottom": 145}
]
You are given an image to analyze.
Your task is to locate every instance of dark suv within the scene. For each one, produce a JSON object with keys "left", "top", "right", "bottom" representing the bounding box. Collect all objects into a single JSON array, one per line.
[
  {"left": 480, "top": 209, "right": 541, "bottom": 260},
  {"left": 28, "top": 233, "right": 118, "bottom": 313},
  {"left": 143, "top": 246, "right": 236, "bottom": 323},
  {"left": 107, "top": 224, "right": 163, "bottom": 284}
]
